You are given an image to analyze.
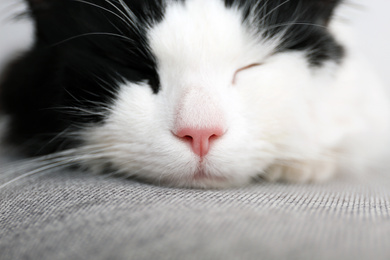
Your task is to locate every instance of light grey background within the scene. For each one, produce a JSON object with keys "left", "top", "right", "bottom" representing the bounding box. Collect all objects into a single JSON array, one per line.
[
  {"left": 0, "top": 0, "right": 389, "bottom": 81},
  {"left": 0, "top": 0, "right": 32, "bottom": 72},
  {"left": 341, "top": 0, "right": 390, "bottom": 85}
]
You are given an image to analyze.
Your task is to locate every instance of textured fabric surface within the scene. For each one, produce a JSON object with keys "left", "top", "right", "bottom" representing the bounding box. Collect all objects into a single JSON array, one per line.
[{"left": 1, "top": 165, "right": 390, "bottom": 260}]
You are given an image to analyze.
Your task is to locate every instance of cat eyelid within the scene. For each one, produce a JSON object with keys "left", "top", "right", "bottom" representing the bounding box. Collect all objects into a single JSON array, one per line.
[{"left": 232, "top": 63, "right": 263, "bottom": 85}]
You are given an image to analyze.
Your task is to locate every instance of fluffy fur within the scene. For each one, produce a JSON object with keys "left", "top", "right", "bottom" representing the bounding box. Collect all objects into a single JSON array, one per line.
[{"left": 0, "top": 0, "right": 389, "bottom": 188}]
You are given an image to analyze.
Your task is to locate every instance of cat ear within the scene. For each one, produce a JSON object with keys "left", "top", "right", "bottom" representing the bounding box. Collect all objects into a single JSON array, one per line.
[
  {"left": 25, "top": 0, "right": 53, "bottom": 10},
  {"left": 24, "top": 0, "right": 63, "bottom": 18},
  {"left": 313, "top": 0, "right": 342, "bottom": 26}
]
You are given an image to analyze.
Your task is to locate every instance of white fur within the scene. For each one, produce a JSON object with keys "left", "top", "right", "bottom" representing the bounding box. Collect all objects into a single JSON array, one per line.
[{"left": 84, "top": 0, "right": 390, "bottom": 188}]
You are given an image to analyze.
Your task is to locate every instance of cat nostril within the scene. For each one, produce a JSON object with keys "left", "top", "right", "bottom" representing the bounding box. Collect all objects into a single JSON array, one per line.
[
  {"left": 175, "top": 127, "right": 224, "bottom": 157},
  {"left": 183, "top": 135, "right": 193, "bottom": 141},
  {"left": 210, "top": 134, "right": 218, "bottom": 140}
]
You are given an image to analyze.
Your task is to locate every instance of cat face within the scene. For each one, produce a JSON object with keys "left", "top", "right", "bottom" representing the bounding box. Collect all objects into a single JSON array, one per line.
[{"left": 0, "top": 0, "right": 344, "bottom": 188}]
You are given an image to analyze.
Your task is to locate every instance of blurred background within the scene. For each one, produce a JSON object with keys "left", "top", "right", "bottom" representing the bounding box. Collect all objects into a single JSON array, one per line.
[
  {"left": 339, "top": 0, "right": 390, "bottom": 86},
  {"left": 0, "top": 0, "right": 32, "bottom": 72},
  {"left": 0, "top": 0, "right": 389, "bottom": 84}
]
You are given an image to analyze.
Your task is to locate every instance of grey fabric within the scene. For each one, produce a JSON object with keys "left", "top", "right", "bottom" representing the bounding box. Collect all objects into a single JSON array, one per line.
[{"left": 1, "top": 165, "right": 390, "bottom": 260}]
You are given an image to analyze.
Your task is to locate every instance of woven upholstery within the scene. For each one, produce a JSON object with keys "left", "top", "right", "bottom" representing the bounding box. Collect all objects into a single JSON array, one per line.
[{"left": 1, "top": 165, "right": 390, "bottom": 260}]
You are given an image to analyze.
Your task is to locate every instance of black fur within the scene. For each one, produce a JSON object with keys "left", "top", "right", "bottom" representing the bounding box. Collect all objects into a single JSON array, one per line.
[
  {"left": 0, "top": 0, "right": 344, "bottom": 156},
  {"left": 226, "top": 0, "right": 344, "bottom": 66},
  {"left": 0, "top": 0, "right": 164, "bottom": 155}
]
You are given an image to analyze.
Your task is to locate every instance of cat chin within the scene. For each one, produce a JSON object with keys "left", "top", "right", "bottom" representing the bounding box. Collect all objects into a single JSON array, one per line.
[{"left": 79, "top": 154, "right": 258, "bottom": 189}]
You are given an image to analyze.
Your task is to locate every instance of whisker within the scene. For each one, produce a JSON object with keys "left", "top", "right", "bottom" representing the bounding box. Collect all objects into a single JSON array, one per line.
[
  {"left": 117, "top": 0, "right": 139, "bottom": 29},
  {"left": 0, "top": 158, "right": 77, "bottom": 189},
  {"left": 51, "top": 32, "right": 134, "bottom": 47},
  {"left": 258, "top": 0, "right": 291, "bottom": 27},
  {"left": 266, "top": 22, "right": 327, "bottom": 31},
  {"left": 106, "top": 0, "right": 140, "bottom": 32},
  {"left": 72, "top": 0, "right": 135, "bottom": 32},
  {"left": 47, "top": 106, "right": 109, "bottom": 117}
]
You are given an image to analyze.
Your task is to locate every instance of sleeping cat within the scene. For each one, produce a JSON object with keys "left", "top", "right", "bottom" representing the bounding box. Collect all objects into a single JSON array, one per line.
[{"left": 0, "top": 0, "right": 389, "bottom": 188}]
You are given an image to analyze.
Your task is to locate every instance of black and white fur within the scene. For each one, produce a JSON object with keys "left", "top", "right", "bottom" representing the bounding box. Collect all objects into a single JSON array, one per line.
[{"left": 0, "top": 0, "right": 389, "bottom": 188}]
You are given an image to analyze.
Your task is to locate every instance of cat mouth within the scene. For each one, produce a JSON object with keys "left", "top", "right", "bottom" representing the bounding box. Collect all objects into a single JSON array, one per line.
[{"left": 192, "top": 166, "right": 226, "bottom": 182}]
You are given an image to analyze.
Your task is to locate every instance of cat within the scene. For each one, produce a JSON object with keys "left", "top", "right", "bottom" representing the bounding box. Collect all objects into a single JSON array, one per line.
[{"left": 0, "top": 0, "right": 389, "bottom": 188}]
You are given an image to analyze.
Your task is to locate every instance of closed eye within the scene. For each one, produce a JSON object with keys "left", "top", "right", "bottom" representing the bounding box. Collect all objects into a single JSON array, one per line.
[{"left": 232, "top": 63, "right": 262, "bottom": 85}]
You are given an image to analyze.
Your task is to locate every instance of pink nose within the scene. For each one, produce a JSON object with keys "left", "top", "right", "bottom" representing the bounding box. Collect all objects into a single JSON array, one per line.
[{"left": 176, "top": 127, "right": 224, "bottom": 157}]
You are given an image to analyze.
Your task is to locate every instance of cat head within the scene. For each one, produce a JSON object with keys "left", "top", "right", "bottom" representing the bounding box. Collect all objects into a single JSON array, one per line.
[{"left": 1, "top": 0, "right": 344, "bottom": 188}]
